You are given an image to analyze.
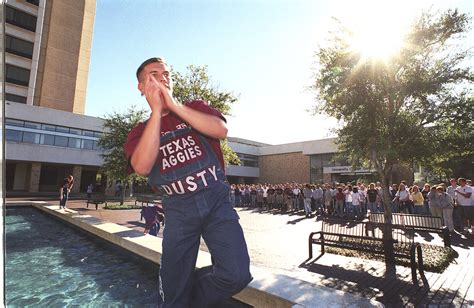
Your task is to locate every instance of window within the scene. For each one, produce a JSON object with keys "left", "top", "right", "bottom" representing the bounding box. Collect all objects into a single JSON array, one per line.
[
  {"left": 68, "top": 138, "right": 81, "bottom": 149},
  {"left": 23, "top": 132, "right": 40, "bottom": 144},
  {"left": 83, "top": 130, "right": 94, "bottom": 137},
  {"left": 6, "top": 93, "right": 27, "bottom": 104},
  {"left": 6, "top": 130, "right": 23, "bottom": 142},
  {"left": 82, "top": 139, "right": 94, "bottom": 150},
  {"left": 54, "top": 136, "right": 68, "bottom": 147},
  {"left": 69, "top": 128, "right": 81, "bottom": 135},
  {"left": 55, "top": 126, "right": 69, "bottom": 133},
  {"left": 93, "top": 131, "right": 102, "bottom": 138},
  {"left": 6, "top": 119, "right": 24, "bottom": 127},
  {"left": 26, "top": 0, "right": 40, "bottom": 6},
  {"left": 41, "top": 134, "right": 55, "bottom": 145},
  {"left": 24, "top": 121, "right": 41, "bottom": 129},
  {"left": 41, "top": 124, "right": 56, "bottom": 132},
  {"left": 6, "top": 6, "right": 37, "bottom": 32},
  {"left": 6, "top": 64, "right": 30, "bottom": 87},
  {"left": 6, "top": 35, "right": 34, "bottom": 59}
]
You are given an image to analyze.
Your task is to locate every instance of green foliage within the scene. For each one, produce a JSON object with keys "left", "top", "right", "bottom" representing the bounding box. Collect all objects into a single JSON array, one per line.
[
  {"left": 172, "top": 65, "right": 237, "bottom": 116},
  {"left": 98, "top": 106, "right": 148, "bottom": 186},
  {"left": 172, "top": 65, "right": 241, "bottom": 166},
  {"left": 312, "top": 9, "right": 473, "bottom": 188},
  {"left": 104, "top": 204, "right": 143, "bottom": 210},
  {"left": 326, "top": 243, "right": 456, "bottom": 273}
]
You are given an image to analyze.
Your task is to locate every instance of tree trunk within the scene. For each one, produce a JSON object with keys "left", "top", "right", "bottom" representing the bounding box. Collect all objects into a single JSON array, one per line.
[{"left": 381, "top": 170, "right": 396, "bottom": 273}]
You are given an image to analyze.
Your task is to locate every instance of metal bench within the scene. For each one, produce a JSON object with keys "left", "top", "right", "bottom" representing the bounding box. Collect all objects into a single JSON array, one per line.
[
  {"left": 86, "top": 193, "right": 106, "bottom": 210},
  {"left": 309, "top": 217, "right": 424, "bottom": 284},
  {"left": 368, "top": 213, "right": 451, "bottom": 247}
]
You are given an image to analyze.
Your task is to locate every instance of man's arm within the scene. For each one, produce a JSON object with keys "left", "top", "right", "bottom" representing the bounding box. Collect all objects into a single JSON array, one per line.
[{"left": 130, "top": 75, "right": 165, "bottom": 176}]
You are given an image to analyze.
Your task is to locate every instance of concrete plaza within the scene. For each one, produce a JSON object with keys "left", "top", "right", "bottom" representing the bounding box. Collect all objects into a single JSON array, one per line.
[{"left": 9, "top": 198, "right": 474, "bottom": 306}]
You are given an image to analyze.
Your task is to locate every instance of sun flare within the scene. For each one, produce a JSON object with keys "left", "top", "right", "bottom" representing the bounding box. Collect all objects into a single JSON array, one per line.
[{"left": 336, "top": 1, "right": 413, "bottom": 62}]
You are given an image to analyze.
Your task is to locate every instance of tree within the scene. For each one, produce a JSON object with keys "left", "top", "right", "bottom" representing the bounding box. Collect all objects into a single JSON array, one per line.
[
  {"left": 312, "top": 10, "right": 473, "bottom": 267},
  {"left": 172, "top": 64, "right": 241, "bottom": 166},
  {"left": 98, "top": 107, "right": 148, "bottom": 204},
  {"left": 312, "top": 9, "right": 473, "bottom": 214}
]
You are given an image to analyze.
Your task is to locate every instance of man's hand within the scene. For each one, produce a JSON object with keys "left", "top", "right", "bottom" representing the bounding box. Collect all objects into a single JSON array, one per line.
[{"left": 144, "top": 74, "right": 165, "bottom": 115}]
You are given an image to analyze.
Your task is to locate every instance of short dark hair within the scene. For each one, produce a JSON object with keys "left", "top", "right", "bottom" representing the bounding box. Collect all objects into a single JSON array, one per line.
[{"left": 136, "top": 57, "right": 166, "bottom": 81}]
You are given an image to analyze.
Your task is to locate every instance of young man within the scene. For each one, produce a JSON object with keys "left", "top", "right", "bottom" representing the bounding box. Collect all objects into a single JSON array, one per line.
[{"left": 124, "top": 57, "right": 252, "bottom": 307}]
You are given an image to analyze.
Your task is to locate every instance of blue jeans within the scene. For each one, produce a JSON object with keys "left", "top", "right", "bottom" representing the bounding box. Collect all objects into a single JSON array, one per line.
[
  {"left": 367, "top": 201, "right": 377, "bottom": 213},
  {"left": 160, "top": 182, "right": 252, "bottom": 307}
]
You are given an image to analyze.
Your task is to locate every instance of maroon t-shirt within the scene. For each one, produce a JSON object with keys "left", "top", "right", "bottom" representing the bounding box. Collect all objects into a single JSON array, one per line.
[{"left": 124, "top": 100, "right": 226, "bottom": 174}]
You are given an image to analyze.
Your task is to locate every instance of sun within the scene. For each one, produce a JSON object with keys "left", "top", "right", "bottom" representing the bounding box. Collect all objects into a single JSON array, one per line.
[
  {"left": 335, "top": 1, "right": 413, "bottom": 62},
  {"left": 349, "top": 22, "right": 407, "bottom": 61}
]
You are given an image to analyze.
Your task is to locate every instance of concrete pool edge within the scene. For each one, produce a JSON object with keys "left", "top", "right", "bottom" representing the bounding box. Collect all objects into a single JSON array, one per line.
[{"left": 8, "top": 201, "right": 383, "bottom": 308}]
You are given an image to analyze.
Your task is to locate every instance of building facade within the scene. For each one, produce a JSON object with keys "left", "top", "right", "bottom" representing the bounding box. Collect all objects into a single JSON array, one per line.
[{"left": 5, "top": 0, "right": 99, "bottom": 194}]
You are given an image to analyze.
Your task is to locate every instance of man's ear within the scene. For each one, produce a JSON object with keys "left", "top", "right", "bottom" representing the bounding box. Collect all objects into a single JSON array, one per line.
[{"left": 138, "top": 82, "right": 144, "bottom": 96}]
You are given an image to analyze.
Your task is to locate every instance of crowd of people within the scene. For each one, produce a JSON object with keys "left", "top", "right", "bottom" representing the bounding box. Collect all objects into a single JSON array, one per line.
[{"left": 229, "top": 177, "right": 474, "bottom": 234}]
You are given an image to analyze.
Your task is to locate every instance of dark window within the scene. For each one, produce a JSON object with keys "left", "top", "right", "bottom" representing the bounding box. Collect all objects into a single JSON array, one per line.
[
  {"left": 6, "top": 35, "right": 34, "bottom": 59},
  {"left": 68, "top": 138, "right": 81, "bottom": 149},
  {"left": 6, "top": 64, "right": 30, "bottom": 86},
  {"left": 69, "top": 128, "right": 81, "bottom": 135},
  {"left": 54, "top": 136, "right": 68, "bottom": 147},
  {"left": 83, "top": 130, "right": 94, "bottom": 137},
  {"left": 24, "top": 121, "right": 41, "bottom": 129},
  {"left": 6, "top": 93, "right": 28, "bottom": 104},
  {"left": 5, "top": 6, "right": 37, "bottom": 32},
  {"left": 41, "top": 134, "right": 55, "bottom": 145},
  {"left": 6, "top": 130, "right": 23, "bottom": 142},
  {"left": 82, "top": 139, "right": 94, "bottom": 150},
  {"left": 93, "top": 131, "right": 102, "bottom": 138},
  {"left": 26, "top": 0, "right": 40, "bottom": 6},
  {"left": 55, "top": 126, "right": 69, "bottom": 133},
  {"left": 23, "top": 132, "right": 40, "bottom": 144},
  {"left": 41, "top": 124, "right": 56, "bottom": 132},
  {"left": 6, "top": 119, "right": 24, "bottom": 127}
]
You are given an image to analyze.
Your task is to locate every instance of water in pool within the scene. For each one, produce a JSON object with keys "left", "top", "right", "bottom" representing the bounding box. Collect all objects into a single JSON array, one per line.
[
  {"left": 6, "top": 207, "right": 161, "bottom": 307},
  {"left": 6, "top": 207, "right": 250, "bottom": 307}
]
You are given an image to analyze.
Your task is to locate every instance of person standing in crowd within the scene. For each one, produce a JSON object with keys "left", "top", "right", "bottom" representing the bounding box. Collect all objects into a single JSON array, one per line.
[
  {"left": 430, "top": 185, "right": 455, "bottom": 233},
  {"left": 59, "top": 178, "right": 69, "bottom": 210},
  {"left": 390, "top": 184, "right": 399, "bottom": 213},
  {"left": 267, "top": 185, "right": 275, "bottom": 210},
  {"left": 303, "top": 184, "right": 313, "bottom": 218},
  {"left": 421, "top": 184, "right": 431, "bottom": 215},
  {"left": 344, "top": 184, "right": 354, "bottom": 219},
  {"left": 367, "top": 183, "right": 378, "bottom": 213},
  {"left": 411, "top": 185, "right": 425, "bottom": 214},
  {"left": 86, "top": 183, "right": 93, "bottom": 200},
  {"left": 352, "top": 186, "right": 362, "bottom": 219},
  {"left": 447, "top": 178, "right": 462, "bottom": 230},
  {"left": 395, "top": 183, "right": 412, "bottom": 214},
  {"left": 335, "top": 186, "right": 345, "bottom": 217},
  {"left": 229, "top": 184, "right": 236, "bottom": 208},
  {"left": 234, "top": 184, "right": 242, "bottom": 207},
  {"left": 124, "top": 57, "right": 251, "bottom": 306},
  {"left": 456, "top": 178, "right": 473, "bottom": 234}
]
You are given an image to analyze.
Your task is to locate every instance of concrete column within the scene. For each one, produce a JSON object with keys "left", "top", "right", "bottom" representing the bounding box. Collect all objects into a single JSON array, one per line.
[
  {"left": 72, "top": 166, "right": 82, "bottom": 193},
  {"left": 13, "top": 163, "right": 28, "bottom": 190},
  {"left": 29, "top": 163, "right": 41, "bottom": 192}
]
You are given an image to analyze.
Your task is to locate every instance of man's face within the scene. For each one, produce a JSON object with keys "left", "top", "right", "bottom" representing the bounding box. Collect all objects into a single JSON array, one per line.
[
  {"left": 138, "top": 62, "right": 172, "bottom": 94},
  {"left": 450, "top": 180, "right": 457, "bottom": 186}
]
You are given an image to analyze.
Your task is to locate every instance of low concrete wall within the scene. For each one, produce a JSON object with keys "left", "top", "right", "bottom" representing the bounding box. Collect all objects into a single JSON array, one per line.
[{"left": 7, "top": 201, "right": 382, "bottom": 308}]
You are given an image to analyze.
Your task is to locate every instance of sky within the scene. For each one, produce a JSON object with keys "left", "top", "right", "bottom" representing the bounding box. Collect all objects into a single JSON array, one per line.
[{"left": 85, "top": 0, "right": 474, "bottom": 145}]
